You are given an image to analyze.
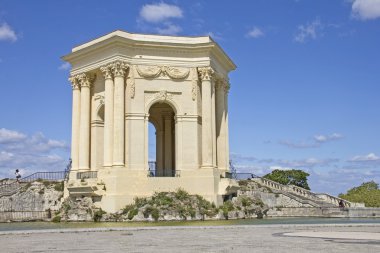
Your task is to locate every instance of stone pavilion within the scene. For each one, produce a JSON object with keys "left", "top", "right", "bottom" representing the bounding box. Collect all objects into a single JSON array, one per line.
[{"left": 63, "top": 30, "right": 237, "bottom": 212}]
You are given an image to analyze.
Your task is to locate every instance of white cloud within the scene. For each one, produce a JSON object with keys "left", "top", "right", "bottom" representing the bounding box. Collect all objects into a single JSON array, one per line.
[
  {"left": 279, "top": 133, "right": 343, "bottom": 149},
  {"left": 277, "top": 158, "right": 339, "bottom": 169},
  {"left": 269, "top": 166, "right": 293, "bottom": 171},
  {"left": 349, "top": 153, "right": 380, "bottom": 162},
  {"left": 0, "top": 128, "right": 26, "bottom": 143},
  {"left": 0, "top": 128, "right": 69, "bottom": 178},
  {"left": 230, "top": 152, "right": 256, "bottom": 162},
  {"left": 352, "top": 0, "right": 380, "bottom": 20},
  {"left": 0, "top": 23, "right": 17, "bottom": 42},
  {"left": 294, "top": 18, "right": 323, "bottom": 43},
  {"left": 246, "top": 27, "right": 264, "bottom": 38},
  {"left": 156, "top": 23, "right": 182, "bottom": 35},
  {"left": 314, "top": 133, "right": 343, "bottom": 143},
  {"left": 279, "top": 140, "right": 318, "bottom": 148},
  {"left": 58, "top": 62, "right": 70, "bottom": 70},
  {"left": 140, "top": 3, "right": 183, "bottom": 23}
]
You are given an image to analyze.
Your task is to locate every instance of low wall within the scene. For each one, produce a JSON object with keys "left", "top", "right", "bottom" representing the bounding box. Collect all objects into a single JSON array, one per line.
[
  {"left": 0, "top": 211, "right": 49, "bottom": 222},
  {"left": 267, "top": 207, "right": 380, "bottom": 218}
]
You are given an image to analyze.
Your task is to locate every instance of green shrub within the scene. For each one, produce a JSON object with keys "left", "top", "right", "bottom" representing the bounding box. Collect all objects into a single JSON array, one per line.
[
  {"left": 54, "top": 182, "right": 64, "bottom": 191},
  {"left": 175, "top": 188, "right": 189, "bottom": 201},
  {"left": 134, "top": 197, "right": 148, "bottom": 208},
  {"left": 128, "top": 209, "right": 138, "bottom": 220},
  {"left": 220, "top": 200, "right": 235, "bottom": 219},
  {"left": 151, "top": 208, "right": 160, "bottom": 221},
  {"left": 188, "top": 208, "right": 196, "bottom": 218},
  {"left": 238, "top": 180, "right": 249, "bottom": 186},
  {"left": 253, "top": 198, "right": 264, "bottom": 208},
  {"left": 240, "top": 196, "right": 253, "bottom": 207},
  {"left": 143, "top": 206, "right": 154, "bottom": 218},
  {"left": 122, "top": 204, "right": 135, "bottom": 215},
  {"left": 52, "top": 215, "right": 61, "bottom": 223},
  {"left": 152, "top": 192, "right": 173, "bottom": 206},
  {"left": 93, "top": 209, "right": 106, "bottom": 222},
  {"left": 43, "top": 181, "right": 50, "bottom": 187},
  {"left": 62, "top": 202, "right": 71, "bottom": 213}
]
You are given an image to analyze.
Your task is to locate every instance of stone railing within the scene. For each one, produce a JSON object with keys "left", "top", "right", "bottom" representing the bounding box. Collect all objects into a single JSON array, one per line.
[
  {"left": 315, "top": 193, "right": 364, "bottom": 207},
  {"left": 252, "top": 177, "right": 359, "bottom": 207},
  {"left": 253, "top": 177, "right": 285, "bottom": 191},
  {"left": 287, "top": 184, "right": 320, "bottom": 201}
]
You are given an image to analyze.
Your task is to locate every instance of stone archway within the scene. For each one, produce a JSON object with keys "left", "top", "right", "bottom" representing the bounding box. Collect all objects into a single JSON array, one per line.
[{"left": 148, "top": 102, "right": 176, "bottom": 177}]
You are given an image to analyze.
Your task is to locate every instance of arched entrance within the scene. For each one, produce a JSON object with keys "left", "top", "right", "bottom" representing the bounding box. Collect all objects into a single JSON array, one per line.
[{"left": 148, "top": 102, "right": 176, "bottom": 177}]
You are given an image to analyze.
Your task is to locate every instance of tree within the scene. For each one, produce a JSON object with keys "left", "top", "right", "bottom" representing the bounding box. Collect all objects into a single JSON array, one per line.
[
  {"left": 263, "top": 169, "right": 310, "bottom": 190},
  {"left": 339, "top": 181, "right": 380, "bottom": 207}
]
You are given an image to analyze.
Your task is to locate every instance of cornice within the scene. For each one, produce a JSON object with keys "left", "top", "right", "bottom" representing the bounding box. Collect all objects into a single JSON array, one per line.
[{"left": 62, "top": 31, "right": 236, "bottom": 73}]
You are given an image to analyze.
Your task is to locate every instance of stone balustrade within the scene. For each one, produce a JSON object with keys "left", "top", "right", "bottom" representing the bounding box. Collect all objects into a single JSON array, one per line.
[{"left": 252, "top": 177, "right": 360, "bottom": 207}]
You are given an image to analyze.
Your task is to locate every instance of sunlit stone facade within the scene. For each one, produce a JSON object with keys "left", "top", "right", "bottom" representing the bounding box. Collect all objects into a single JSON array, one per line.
[{"left": 63, "top": 30, "right": 237, "bottom": 212}]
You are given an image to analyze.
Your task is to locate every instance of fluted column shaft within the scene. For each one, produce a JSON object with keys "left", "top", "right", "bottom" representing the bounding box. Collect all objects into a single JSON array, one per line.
[
  {"left": 69, "top": 78, "right": 81, "bottom": 170},
  {"left": 224, "top": 84, "right": 230, "bottom": 171},
  {"left": 112, "top": 62, "right": 128, "bottom": 167},
  {"left": 211, "top": 81, "right": 217, "bottom": 167},
  {"left": 78, "top": 74, "right": 92, "bottom": 170},
  {"left": 199, "top": 67, "right": 214, "bottom": 168},
  {"left": 216, "top": 79, "right": 227, "bottom": 170},
  {"left": 101, "top": 66, "right": 114, "bottom": 167}
]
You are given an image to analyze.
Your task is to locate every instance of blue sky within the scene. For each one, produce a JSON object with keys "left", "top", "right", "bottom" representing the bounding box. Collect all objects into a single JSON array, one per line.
[{"left": 0, "top": 0, "right": 379, "bottom": 195}]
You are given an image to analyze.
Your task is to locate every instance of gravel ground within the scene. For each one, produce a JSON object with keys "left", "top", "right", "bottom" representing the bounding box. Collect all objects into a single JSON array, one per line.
[{"left": 1, "top": 224, "right": 380, "bottom": 253}]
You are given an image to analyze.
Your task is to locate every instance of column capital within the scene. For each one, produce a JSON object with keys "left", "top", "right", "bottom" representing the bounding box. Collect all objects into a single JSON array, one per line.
[
  {"left": 198, "top": 67, "right": 215, "bottom": 81},
  {"left": 69, "top": 76, "right": 80, "bottom": 90},
  {"left": 215, "top": 75, "right": 230, "bottom": 92},
  {"left": 100, "top": 64, "right": 114, "bottom": 80},
  {"left": 111, "top": 60, "right": 129, "bottom": 77},
  {"left": 78, "top": 73, "right": 95, "bottom": 88}
]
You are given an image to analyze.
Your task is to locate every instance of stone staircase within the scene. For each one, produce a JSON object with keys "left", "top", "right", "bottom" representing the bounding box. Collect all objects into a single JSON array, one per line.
[
  {"left": 0, "top": 171, "right": 68, "bottom": 198},
  {"left": 250, "top": 177, "right": 363, "bottom": 208}
]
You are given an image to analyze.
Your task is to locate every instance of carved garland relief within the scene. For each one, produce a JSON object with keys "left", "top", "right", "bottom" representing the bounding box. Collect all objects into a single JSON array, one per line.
[{"left": 136, "top": 65, "right": 190, "bottom": 79}]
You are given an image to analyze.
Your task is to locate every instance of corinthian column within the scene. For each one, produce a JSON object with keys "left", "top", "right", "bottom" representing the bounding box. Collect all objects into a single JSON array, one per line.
[
  {"left": 112, "top": 61, "right": 128, "bottom": 167},
  {"left": 100, "top": 65, "right": 114, "bottom": 167},
  {"left": 224, "top": 82, "right": 231, "bottom": 171},
  {"left": 69, "top": 76, "right": 81, "bottom": 171},
  {"left": 215, "top": 77, "right": 227, "bottom": 170},
  {"left": 198, "top": 67, "right": 214, "bottom": 169},
  {"left": 78, "top": 73, "right": 93, "bottom": 171}
]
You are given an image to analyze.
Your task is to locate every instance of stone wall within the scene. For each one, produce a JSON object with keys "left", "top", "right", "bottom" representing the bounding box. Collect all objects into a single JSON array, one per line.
[
  {"left": 240, "top": 190, "right": 313, "bottom": 208},
  {"left": 0, "top": 181, "right": 63, "bottom": 212},
  {"left": 266, "top": 207, "right": 380, "bottom": 218},
  {"left": 0, "top": 211, "right": 48, "bottom": 222}
]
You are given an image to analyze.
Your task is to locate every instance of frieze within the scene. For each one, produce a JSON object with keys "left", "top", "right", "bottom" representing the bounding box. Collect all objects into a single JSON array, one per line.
[{"left": 136, "top": 65, "right": 190, "bottom": 79}]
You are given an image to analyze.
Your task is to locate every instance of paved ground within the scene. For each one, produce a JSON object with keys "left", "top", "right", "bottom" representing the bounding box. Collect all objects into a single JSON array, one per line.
[{"left": 1, "top": 224, "right": 380, "bottom": 252}]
